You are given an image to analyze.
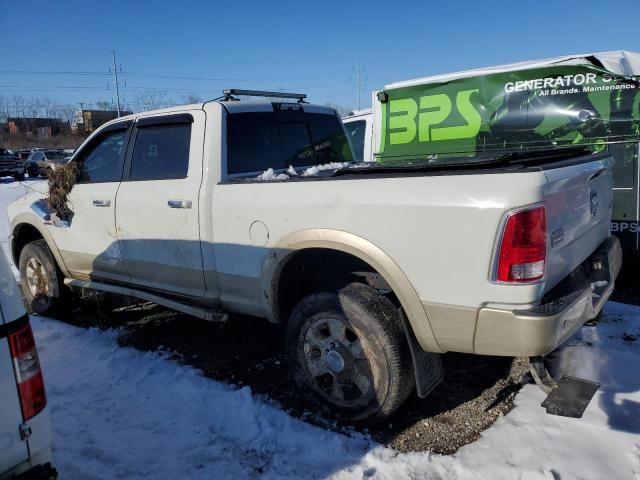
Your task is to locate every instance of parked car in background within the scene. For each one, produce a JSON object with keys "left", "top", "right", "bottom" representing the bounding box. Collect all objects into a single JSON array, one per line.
[
  {"left": 0, "top": 252, "right": 56, "bottom": 479},
  {"left": 25, "top": 150, "right": 69, "bottom": 178},
  {"left": 0, "top": 148, "right": 25, "bottom": 181},
  {"left": 17, "top": 150, "right": 34, "bottom": 164}
]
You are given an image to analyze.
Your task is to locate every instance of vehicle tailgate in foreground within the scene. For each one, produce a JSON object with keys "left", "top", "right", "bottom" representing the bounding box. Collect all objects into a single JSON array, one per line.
[{"left": 543, "top": 155, "right": 613, "bottom": 292}]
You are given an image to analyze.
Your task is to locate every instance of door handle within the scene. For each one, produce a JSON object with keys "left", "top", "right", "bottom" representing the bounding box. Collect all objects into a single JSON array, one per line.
[
  {"left": 168, "top": 200, "right": 192, "bottom": 209},
  {"left": 588, "top": 167, "right": 606, "bottom": 181},
  {"left": 92, "top": 199, "right": 111, "bottom": 207}
]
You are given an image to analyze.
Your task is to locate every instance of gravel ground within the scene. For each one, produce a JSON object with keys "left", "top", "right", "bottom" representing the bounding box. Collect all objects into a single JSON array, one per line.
[{"left": 50, "top": 290, "right": 531, "bottom": 455}]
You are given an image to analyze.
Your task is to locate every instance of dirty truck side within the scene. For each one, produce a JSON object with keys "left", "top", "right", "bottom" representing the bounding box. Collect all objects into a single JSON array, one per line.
[{"left": 8, "top": 96, "right": 621, "bottom": 422}]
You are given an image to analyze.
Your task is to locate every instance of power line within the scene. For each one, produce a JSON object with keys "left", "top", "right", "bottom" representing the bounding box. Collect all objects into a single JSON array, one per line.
[
  {"left": 0, "top": 69, "right": 352, "bottom": 83},
  {"left": 0, "top": 70, "right": 110, "bottom": 76}
]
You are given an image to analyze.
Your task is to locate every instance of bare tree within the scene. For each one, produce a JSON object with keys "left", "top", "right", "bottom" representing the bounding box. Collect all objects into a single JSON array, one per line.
[
  {"left": 55, "top": 104, "right": 77, "bottom": 125},
  {"left": 40, "top": 97, "right": 57, "bottom": 118},
  {"left": 11, "top": 96, "right": 27, "bottom": 118},
  {"left": 134, "top": 91, "right": 171, "bottom": 111},
  {"left": 96, "top": 101, "right": 112, "bottom": 111},
  {"left": 25, "top": 97, "right": 43, "bottom": 117},
  {"left": 182, "top": 93, "right": 203, "bottom": 104},
  {"left": 0, "top": 96, "right": 9, "bottom": 121},
  {"left": 325, "top": 102, "right": 355, "bottom": 118}
]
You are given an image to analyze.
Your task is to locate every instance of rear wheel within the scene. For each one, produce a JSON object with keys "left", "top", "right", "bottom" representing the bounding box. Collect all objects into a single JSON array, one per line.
[
  {"left": 18, "top": 240, "right": 69, "bottom": 316},
  {"left": 27, "top": 166, "right": 39, "bottom": 178},
  {"left": 286, "top": 283, "right": 414, "bottom": 423},
  {"left": 14, "top": 172, "right": 25, "bottom": 181}
]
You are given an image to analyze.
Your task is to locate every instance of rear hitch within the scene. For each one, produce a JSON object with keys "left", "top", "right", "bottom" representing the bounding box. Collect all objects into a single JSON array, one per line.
[{"left": 529, "top": 356, "right": 600, "bottom": 418}]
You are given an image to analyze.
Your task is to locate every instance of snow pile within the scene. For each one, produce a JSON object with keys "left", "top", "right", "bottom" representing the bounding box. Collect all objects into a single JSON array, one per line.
[
  {"left": 302, "top": 162, "right": 351, "bottom": 176},
  {"left": 31, "top": 302, "right": 640, "bottom": 480},
  {"left": 254, "top": 163, "right": 352, "bottom": 181},
  {"left": 255, "top": 168, "right": 290, "bottom": 181}
]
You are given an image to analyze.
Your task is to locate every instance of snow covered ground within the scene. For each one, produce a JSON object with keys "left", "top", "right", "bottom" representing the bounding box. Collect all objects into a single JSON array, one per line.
[{"left": 2, "top": 180, "right": 640, "bottom": 479}]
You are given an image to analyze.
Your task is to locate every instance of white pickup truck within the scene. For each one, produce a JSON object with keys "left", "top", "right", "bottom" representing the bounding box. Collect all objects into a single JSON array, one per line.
[{"left": 7, "top": 90, "right": 621, "bottom": 422}]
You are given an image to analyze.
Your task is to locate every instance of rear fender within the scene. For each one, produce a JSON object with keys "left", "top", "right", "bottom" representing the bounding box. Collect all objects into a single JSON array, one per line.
[{"left": 263, "top": 229, "right": 443, "bottom": 353}]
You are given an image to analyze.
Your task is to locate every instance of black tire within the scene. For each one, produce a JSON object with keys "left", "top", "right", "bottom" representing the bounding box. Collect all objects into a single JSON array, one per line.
[
  {"left": 14, "top": 172, "right": 25, "bottom": 182},
  {"left": 286, "top": 283, "right": 414, "bottom": 423},
  {"left": 27, "top": 166, "right": 39, "bottom": 178},
  {"left": 18, "top": 240, "right": 69, "bottom": 316}
]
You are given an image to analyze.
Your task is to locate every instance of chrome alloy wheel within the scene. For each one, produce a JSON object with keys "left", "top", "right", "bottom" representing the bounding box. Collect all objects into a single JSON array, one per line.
[
  {"left": 303, "top": 316, "right": 375, "bottom": 408},
  {"left": 25, "top": 257, "right": 49, "bottom": 298}
]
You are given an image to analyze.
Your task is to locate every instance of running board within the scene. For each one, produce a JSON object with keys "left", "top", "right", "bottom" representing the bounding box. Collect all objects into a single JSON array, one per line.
[
  {"left": 64, "top": 279, "right": 228, "bottom": 322},
  {"left": 529, "top": 356, "right": 600, "bottom": 418}
]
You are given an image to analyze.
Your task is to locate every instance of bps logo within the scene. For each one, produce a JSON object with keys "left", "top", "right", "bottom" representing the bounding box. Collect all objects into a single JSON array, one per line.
[{"left": 387, "top": 89, "right": 481, "bottom": 145}]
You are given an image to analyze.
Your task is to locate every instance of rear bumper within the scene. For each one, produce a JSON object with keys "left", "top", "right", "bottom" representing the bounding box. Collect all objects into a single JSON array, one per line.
[
  {"left": 473, "top": 236, "right": 622, "bottom": 356},
  {"left": 11, "top": 463, "right": 57, "bottom": 480},
  {"left": 0, "top": 454, "right": 56, "bottom": 480}
]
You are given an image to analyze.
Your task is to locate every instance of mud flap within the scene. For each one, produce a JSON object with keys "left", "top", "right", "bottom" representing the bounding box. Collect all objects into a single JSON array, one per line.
[
  {"left": 414, "top": 351, "right": 444, "bottom": 398},
  {"left": 399, "top": 310, "right": 443, "bottom": 398},
  {"left": 541, "top": 376, "right": 600, "bottom": 418}
]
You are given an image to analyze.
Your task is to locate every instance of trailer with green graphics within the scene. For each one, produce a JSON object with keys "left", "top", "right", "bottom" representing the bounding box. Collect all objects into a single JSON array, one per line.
[{"left": 343, "top": 51, "right": 640, "bottom": 259}]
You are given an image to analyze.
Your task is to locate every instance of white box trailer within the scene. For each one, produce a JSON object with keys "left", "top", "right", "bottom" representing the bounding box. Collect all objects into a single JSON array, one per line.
[{"left": 343, "top": 50, "right": 640, "bottom": 260}]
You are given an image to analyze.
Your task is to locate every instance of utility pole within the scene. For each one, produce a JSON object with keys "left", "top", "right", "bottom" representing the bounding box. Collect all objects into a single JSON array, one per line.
[
  {"left": 352, "top": 57, "right": 366, "bottom": 110},
  {"left": 109, "top": 50, "right": 124, "bottom": 117},
  {"left": 356, "top": 56, "right": 361, "bottom": 110}
]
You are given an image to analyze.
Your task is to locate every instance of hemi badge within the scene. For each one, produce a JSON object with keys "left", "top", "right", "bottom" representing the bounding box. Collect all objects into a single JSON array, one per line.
[{"left": 551, "top": 228, "right": 564, "bottom": 247}]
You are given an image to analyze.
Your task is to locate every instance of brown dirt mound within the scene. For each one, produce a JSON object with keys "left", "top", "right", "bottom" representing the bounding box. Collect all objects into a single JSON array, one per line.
[{"left": 47, "top": 161, "right": 79, "bottom": 220}]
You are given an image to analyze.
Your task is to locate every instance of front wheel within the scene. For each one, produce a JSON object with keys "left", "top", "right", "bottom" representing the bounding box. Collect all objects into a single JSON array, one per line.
[
  {"left": 286, "top": 283, "right": 414, "bottom": 423},
  {"left": 27, "top": 166, "right": 39, "bottom": 178},
  {"left": 14, "top": 172, "right": 25, "bottom": 181},
  {"left": 19, "top": 240, "right": 69, "bottom": 316}
]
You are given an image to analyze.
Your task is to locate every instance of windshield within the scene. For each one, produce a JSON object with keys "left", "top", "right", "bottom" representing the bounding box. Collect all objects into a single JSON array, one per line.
[
  {"left": 45, "top": 151, "right": 68, "bottom": 161},
  {"left": 226, "top": 109, "right": 353, "bottom": 175}
]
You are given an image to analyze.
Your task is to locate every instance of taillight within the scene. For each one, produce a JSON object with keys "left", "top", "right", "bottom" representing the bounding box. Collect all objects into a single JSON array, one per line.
[
  {"left": 8, "top": 322, "right": 46, "bottom": 421},
  {"left": 496, "top": 205, "right": 547, "bottom": 282}
]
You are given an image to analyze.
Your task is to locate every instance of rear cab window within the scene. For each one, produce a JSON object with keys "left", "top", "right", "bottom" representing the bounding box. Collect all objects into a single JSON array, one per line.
[{"left": 225, "top": 104, "right": 353, "bottom": 177}]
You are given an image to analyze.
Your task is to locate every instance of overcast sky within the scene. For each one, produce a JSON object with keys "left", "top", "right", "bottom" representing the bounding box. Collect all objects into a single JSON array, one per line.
[{"left": 2, "top": 0, "right": 639, "bottom": 111}]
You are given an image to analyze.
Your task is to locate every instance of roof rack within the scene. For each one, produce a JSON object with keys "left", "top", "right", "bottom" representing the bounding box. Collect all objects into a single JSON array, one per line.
[{"left": 222, "top": 89, "right": 308, "bottom": 103}]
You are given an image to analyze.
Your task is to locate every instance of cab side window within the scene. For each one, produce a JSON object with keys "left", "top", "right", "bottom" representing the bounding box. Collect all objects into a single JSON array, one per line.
[
  {"left": 343, "top": 120, "right": 366, "bottom": 163},
  {"left": 76, "top": 129, "right": 128, "bottom": 183},
  {"left": 129, "top": 124, "right": 191, "bottom": 181}
]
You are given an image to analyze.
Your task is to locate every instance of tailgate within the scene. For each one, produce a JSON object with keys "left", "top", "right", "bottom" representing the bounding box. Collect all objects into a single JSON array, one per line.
[
  {"left": 0, "top": 337, "right": 29, "bottom": 475},
  {"left": 543, "top": 155, "right": 613, "bottom": 291}
]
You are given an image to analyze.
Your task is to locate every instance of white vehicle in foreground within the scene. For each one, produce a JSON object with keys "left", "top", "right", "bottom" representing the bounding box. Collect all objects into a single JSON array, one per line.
[
  {"left": 8, "top": 89, "right": 621, "bottom": 422},
  {"left": 0, "top": 252, "right": 56, "bottom": 479}
]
